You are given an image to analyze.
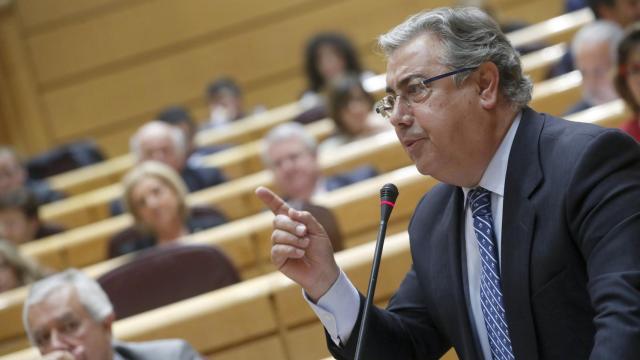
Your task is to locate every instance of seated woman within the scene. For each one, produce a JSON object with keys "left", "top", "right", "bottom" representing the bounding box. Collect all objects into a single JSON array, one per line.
[
  {"left": 295, "top": 33, "right": 374, "bottom": 125},
  {"left": 319, "top": 75, "right": 391, "bottom": 153},
  {"left": 614, "top": 23, "right": 640, "bottom": 141},
  {"left": 0, "top": 240, "right": 48, "bottom": 294},
  {"left": 108, "top": 161, "right": 227, "bottom": 259}
]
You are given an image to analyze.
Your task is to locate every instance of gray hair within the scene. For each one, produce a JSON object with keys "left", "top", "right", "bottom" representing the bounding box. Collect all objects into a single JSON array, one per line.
[
  {"left": 130, "top": 121, "right": 187, "bottom": 161},
  {"left": 0, "top": 146, "right": 22, "bottom": 165},
  {"left": 571, "top": 20, "right": 624, "bottom": 63},
  {"left": 378, "top": 7, "right": 533, "bottom": 109},
  {"left": 22, "top": 269, "right": 113, "bottom": 343},
  {"left": 261, "top": 123, "right": 317, "bottom": 167}
]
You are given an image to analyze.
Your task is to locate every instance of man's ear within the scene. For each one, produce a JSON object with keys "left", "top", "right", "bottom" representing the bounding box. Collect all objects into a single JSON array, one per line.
[{"left": 476, "top": 62, "right": 500, "bottom": 110}]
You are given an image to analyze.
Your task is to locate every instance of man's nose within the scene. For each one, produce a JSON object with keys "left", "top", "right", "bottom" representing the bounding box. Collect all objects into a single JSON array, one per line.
[
  {"left": 48, "top": 330, "right": 70, "bottom": 352},
  {"left": 389, "top": 100, "right": 414, "bottom": 128}
]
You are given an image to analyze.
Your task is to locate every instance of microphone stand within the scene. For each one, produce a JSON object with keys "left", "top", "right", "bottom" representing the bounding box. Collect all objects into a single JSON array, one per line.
[{"left": 354, "top": 184, "right": 398, "bottom": 360}]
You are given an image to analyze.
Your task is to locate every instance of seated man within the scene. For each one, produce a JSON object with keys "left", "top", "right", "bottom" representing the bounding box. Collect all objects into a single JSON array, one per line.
[
  {"left": 23, "top": 268, "right": 202, "bottom": 360},
  {"left": 261, "top": 123, "right": 378, "bottom": 251},
  {"left": 112, "top": 121, "right": 227, "bottom": 215},
  {"left": 565, "top": 20, "right": 624, "bottom": 115},
  {"left": 0, "top": 188, "right": 65, "bottom": 246},
  {"left": 202, "top": 77, "right": 246, "bottom": 129},
  {"left": 156, "top": 106, "right": 229, "bottom": 167},
  {"left": 548, "top": 0, "right": 640, "bottom": 78},
  {"left": 0, "top": 147, "right": 65, "bottom": 206}
]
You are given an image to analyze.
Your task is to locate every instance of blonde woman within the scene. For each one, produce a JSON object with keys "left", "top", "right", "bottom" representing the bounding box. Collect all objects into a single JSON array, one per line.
[{"left": 108, "top": 161, "right": 227, "bottom": 258}]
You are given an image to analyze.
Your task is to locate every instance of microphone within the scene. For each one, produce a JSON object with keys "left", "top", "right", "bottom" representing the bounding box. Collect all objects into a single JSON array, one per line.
[{"left": 354, "top": 183, "right": 399, "bottom": 360}]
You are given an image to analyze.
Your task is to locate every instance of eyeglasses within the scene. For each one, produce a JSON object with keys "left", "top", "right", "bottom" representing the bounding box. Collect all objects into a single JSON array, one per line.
[{"left": 375, "top": 67, "right": 478, "bottom": 119}]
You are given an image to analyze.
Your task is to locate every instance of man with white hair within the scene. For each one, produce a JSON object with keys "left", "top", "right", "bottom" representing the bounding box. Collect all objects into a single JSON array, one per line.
[
  {"left": 111, "top": 121, "right": 226, "bottom": 215},
  {"left": 261, "top": 122, "right": 379, "bottom": 252},
  {"left": 23, "top": 269, "right": 201, "bottom": 360},
  {"left": 565, "top": 20, "right": 624, "bottom": 115},
  {"left": 261, "top": 123, "right": 378, "bottom": 206},
  {"left": 129, "top": 121, "right": 226, "bottom": 192}
]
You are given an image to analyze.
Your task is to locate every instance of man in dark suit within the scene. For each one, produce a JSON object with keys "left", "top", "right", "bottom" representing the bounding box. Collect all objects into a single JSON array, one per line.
[
  {"left": 23, "top": 269, "right": 202, "bottom": 360},
  {"left": 256, "top": 7, "right": 640, "bottom": 359}
]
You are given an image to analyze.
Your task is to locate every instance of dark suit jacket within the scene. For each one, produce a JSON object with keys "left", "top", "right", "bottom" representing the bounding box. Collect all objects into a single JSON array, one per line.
[
  {"left": 180, "top": 164, "right": 226, "bottom": 192},
  {"left": 108, "top": 206, "right": 227, "bottom": 258},
  {"left": 113, "top": 339, "right": 202, "bottom": 360},
  {"left": 26, "top": 179, "right": 65, "bottom": 205},
  {"left": 325, "top": 166, "right": 378, "bottom": 191},
  {"left": 329, "top": 107, "right": 640, "bottom": 359}
]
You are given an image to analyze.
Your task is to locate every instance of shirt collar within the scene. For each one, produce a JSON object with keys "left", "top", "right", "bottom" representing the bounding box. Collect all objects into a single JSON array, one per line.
[{"left": 462, "top": 111, "right": 522, "bottom": 198}]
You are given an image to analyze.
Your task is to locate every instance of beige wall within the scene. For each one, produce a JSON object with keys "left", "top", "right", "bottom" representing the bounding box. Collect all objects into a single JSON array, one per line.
[{"left": 0, "top": 0, "right": 561, "bottom": 157}]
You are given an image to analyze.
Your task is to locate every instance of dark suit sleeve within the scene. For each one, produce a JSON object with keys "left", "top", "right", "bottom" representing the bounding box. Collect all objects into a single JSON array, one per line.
[
  {"left": 327, "top": 266, "right": 450, "bottom": 360},
  {"left": 566, "top": 130, "right": 640, "bottom": 358}
]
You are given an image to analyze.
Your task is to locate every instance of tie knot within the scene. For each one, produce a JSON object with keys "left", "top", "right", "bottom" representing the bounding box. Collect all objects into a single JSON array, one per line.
[{"left": 469, "top": 187, "right": 492, "bottom": 217}]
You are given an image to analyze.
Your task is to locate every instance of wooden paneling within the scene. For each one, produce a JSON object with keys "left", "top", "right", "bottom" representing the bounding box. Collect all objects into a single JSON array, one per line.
[
  {"left": 40, "top": 0, "right": 434, "bottom": 140},
  {"left": 0, "top": 7, "right": 51, "bottom": 154},
  {"left": 27, "top": 0, "right": 314, "bottom": 85},
  {"left": 0, "top": 0, "right": 569, "bottom": 157},
  {"left": 498, "top": 0, "right": 564, "bottom": 24},
  {"left": 16, "top": 0, "right": 132, "bottom": 31}
]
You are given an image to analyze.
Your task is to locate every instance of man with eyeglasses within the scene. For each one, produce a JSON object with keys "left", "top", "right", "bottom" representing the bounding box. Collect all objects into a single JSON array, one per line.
[{"left": 257, "top": 6, "right": 640, "bottom": 360}]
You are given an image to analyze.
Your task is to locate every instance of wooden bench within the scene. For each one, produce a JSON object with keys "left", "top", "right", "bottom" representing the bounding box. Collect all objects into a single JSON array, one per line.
[
  {"left": 21, "top": 70, "right": 594, "bottom": 295},
  {"left": 0, "top": 230, "right": 415, "bottom": 360},
  {"left": 29, "top": 65, "right": 597, "bottom": 270},
  {"left": 46, "top": 103, "right": 302, "bottom": 197},
  {"left": 3, "top": 97, "right": 630, "bottom": 355},
  {"left": 0, "top": 166, "right": 433, "bottom": 358},
  {"left": 25, "top": 130, "right": 413, "bottom": 271},
  {"left": 507, "top": 7, "right": 592, "bottom": 50},
  {"left": 39, "top": 119, "right": 335, "bottom": 228},
  {"left": 530, "top": 70, "right": 583, "bottom": 116},
  {"left": 2, "top": 98, "right": 630, "bottom": 358},
  {"left": 39, "top": 58, "right": 586, "bottom": 231}
]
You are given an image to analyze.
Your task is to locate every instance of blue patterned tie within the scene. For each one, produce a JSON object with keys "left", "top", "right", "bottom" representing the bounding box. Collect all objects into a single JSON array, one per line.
[{"left": 469, "top": 188, "right": 514, "bottom": 360}]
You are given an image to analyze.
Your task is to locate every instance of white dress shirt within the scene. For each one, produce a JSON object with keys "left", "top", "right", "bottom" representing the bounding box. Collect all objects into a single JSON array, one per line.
[{"left": 305, "top": 112, "right": 522, "bottom": 358}]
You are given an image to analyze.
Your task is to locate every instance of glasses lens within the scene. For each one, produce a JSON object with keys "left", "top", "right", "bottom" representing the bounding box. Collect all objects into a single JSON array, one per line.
[{"left": 375, "top": 96, "right": 395, "bottom": 118}]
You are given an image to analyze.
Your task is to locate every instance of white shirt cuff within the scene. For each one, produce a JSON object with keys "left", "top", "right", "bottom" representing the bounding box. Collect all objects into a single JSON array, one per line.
[{"left": 303, "top": 270, "right": 361, "bottom": 346}]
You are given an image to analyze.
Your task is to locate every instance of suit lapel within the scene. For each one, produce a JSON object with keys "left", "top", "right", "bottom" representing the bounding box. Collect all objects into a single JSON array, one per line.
[
  {"left": 501, "top": 107, "right": 544, "bottom": 359},
  {"left": 443, "top": 187, "right": 483, "bottom": 359}
]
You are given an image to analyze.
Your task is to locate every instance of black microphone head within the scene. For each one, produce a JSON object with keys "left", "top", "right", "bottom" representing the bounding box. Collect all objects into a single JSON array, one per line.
[
  {"left": 380, "top": 183, "right": 399, "bottom": 222},
  {"left": 380, "top": 183, "right": 399, "bottom": 204}
]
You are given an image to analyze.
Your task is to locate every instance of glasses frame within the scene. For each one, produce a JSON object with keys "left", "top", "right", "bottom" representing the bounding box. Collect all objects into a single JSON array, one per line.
[{"left": 375, "top": 66, "right": 478, "bottom": 119}]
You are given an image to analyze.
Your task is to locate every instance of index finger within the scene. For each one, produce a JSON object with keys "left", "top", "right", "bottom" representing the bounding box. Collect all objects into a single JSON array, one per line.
[{"left": 255, "top": 186, "right": 291, "bottom": 215}]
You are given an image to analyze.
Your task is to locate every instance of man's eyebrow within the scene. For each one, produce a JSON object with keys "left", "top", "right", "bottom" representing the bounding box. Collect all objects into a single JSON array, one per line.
[{"left": 385, "top": 73, "right": 426, "bottom": 94}]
